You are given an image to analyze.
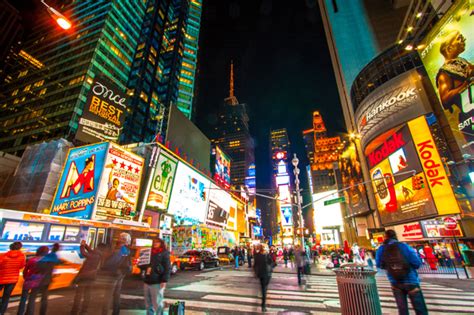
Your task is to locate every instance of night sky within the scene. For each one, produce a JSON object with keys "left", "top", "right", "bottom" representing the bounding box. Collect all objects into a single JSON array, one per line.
[{"left": 194, "top": 0, "right": 344, "bottom": 201}]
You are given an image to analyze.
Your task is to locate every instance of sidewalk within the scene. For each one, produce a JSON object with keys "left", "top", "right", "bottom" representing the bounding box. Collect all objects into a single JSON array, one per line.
[{"left": 272, "top": 262, "right": 334, "bottom": 276}]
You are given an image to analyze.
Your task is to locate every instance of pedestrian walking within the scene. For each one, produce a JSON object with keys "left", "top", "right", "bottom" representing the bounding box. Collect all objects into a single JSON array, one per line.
[
  {"left": 71, "top": 241, "right": 106, "bottom": 315},
  {"left": 0, "top": 241, "right": 26, "bottom": 315},
  {"left": 253, "top": 244, "right": 273, "bottom": 312},
  {"left": 283, "top": 248, "right": 289, "bottom": 268},
  {"left": 376, "top": 229, "right": 428, "bottom": 315},
  {"left": 295, "top": 245, "right": 305, "bottom": 286},
  {"left": 240, "top": 246, "right": 246, "bottom": 266},
  {"left": 26, "top": 243, "right": 62, "bottom": 315},
  {"left": 99, "top": 232, "right": 132, "bottom": 315},
  {"left": 142, "top": 238, "right": 170, "bottom": 315},
  {"left": 18, "top": 246, "right": 49, "bottom": 315},
  {"left": 247, "top": 246, "right": 253, "bottom": 268},
  {"left": 233, "top": 246, "right": 240, "bottom": 269}
]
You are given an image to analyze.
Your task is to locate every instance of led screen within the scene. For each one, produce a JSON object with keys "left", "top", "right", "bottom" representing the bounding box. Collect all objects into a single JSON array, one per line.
[
  {"left": 167, "top": 162, "right": 210, "bottom": 225},
  {"left": 206, "top": 183, "right": 232, "bottom": 227},
  {"left": 312, "top": 191, "right": 344, "bottom": 234}
]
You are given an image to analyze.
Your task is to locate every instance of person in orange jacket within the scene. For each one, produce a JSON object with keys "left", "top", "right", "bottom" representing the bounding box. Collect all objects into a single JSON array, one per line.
[{"left": 0, "top": 241, "right": 26, "bottom": 314}]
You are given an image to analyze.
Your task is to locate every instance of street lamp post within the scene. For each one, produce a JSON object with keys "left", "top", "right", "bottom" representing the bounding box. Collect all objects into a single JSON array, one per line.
[
  {"left": 292, "top": 154, "right": 305, "bottom": 246},
  {"left": 41, "top": 0, "right": 72, "bottom": 30}
]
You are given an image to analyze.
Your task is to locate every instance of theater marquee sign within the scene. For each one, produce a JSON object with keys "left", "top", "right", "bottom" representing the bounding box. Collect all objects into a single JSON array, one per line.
[{"left": 355, "top": 70, "right": 432, "bottom": 148}]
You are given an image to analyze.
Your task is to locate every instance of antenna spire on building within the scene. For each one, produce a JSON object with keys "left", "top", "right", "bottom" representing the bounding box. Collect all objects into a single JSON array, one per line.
[{"left": 225, "top": 60, "right": 239, "bottom": 105}]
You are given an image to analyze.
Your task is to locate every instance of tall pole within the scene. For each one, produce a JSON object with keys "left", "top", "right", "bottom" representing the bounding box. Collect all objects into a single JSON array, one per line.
[{"left": 292, "top": 154, "right": 305, "bottom": 246}]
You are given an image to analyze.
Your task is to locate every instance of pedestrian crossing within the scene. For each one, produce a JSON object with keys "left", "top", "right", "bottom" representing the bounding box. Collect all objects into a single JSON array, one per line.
[{"left": 121, "top": 270, "right": 474, "bottom": 314}]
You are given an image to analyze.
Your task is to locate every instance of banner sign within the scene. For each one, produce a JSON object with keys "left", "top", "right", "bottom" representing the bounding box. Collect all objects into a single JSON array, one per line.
[
  {"left": 206, "top": 183, "right": 231, "bottom": 227},
  {"left": 280, "top": 205, "right": 293, "bottom": 226},
  {"left": 145, "top": 151, "right": 177, "bottom": 211},
  {"left": 51, "top": 143, "right": 108, "bottom": 219},
  {"left": 407, "top": 116, "right": 460, "bottom": 215},
  {"left": 94, "top": 143, "right": 144, "bottom": 220},
  {"left": 76, "top": 75, "right": 127, "bottom": 143},
  {"left": 420, "top": 216, "right": 463, "bottom": 238},
  {"left": 418, "top": 1, "right": 474, "bottom": 159},
  {"left": 386, "top": 222, "right": 424, "bottom": 242}
]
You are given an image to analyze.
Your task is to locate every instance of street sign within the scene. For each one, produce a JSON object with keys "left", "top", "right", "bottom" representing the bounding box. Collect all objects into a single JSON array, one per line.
[
  {"left": 443, "top": 216, "right": 457, "bottom": 230},
  {"left": 324, "top": 196, "right": 345, "bottom": 206}
]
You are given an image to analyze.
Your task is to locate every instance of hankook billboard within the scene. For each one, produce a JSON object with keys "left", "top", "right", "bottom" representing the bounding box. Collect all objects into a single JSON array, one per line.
[
  {"left": 355, "top": 70, "right": 432, "bottom": 148},
  {"left": 419, "top": 1, "right": 474, "bottom": 159}
]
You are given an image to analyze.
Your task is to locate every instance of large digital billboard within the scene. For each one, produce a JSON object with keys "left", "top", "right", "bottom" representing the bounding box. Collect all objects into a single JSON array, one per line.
[
  {"left": 95, "top": 143, "right": 144, "bottom": 220},
  {"left": 365, "top": 115, "right": 459, "bottom": 226},
  {"left": 312, "top": 191, "right": 344, "bottom": 234},
  {"left": 213, "top": 146, "right": 231, "bottom": 188},
  {"left": 145, "top": 150, "right": 178, "bottom": 211},
  {"left": 207, "top": 183, "right": 231, "bottom": 227},
  {"left": 419, "top": 1, "right": 474, "bottom": 159},
  {"left": 339, "top": 142, "right": 369, "bottom": 216},
  {"left": 76, "top": 76, "right": 127, "bottom": 144},
  {"left": 51, "top": 143, "right": 108, "bottom": 219},
  {"left": 167, "top": 162, "right": 210, "bottom": 225},
  {"left": 280, "top": 205, "right": 293, "bottom": 226}
]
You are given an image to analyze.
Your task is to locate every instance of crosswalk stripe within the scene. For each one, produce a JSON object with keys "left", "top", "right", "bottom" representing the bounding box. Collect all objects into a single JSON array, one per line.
[
  {"left": 166, "top": 298, "right": 285, "bottom": 314},
  {"left": 201, "top": 294, "right": 327, "bottom": 309},
  {"left": 7, "top": 295, "right": 63, "bottom": 309}
]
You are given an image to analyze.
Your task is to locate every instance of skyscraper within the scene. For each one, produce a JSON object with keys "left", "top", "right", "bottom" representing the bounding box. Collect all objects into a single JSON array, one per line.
[
  {"left": 0, "top": 0, "right": 23, "bottom": 77},
  {"left": 270, "top": 128, "right": 290, "bottom": 174},
  {"left": 122, "top": 0, "right": 203, "bottom": 143},
  {"left": 212, "top": 62, "right": 255, "bottom": 189},
  {"left": 303, "top": 111, "right": 343, "bottom": 192},
  {"left": 0, "top": 1, "right": 146, "bottom": 155}
]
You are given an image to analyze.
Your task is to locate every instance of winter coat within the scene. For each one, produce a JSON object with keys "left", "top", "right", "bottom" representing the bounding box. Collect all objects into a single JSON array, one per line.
[
  {"left": 100, "top": 245, "right": 132, "bottom": 277},
  {"left": 142, "top": 249, "right": 171, "bottom": 285},
  {"left": 0, "top": 250, "right": 26, "bottom": 284},
  {"left": 295, "top": 250, "right": 306, "bottom": 268},
  {"left": 76, "top": 244, "right": 103, "bottom": 281},
  {"left": 253, "top": 253, "right": 273, "bottom": 280},
  {"left": 22, "top": 256, "right": 45, "bottom": 290},
  {"left": 376, "top": 239, "right": 422, "bottom": 285}
]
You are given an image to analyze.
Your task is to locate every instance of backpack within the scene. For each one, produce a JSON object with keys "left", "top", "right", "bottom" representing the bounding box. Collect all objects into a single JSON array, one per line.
[{"left": 382, "top": 243, "right": 411, "bottom": 280}]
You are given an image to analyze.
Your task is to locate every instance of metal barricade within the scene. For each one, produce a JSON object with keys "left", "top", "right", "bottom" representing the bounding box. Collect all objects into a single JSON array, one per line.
[{"left": 334, "top": 264, "right": 382, "bottom": 315}]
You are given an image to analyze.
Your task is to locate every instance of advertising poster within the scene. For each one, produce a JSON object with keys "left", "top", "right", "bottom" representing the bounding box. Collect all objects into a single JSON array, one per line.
[
  {"left": 159, "top": 214, "right": 173, "bottom": 234},
  {"left": 226, "top": 198, "right": 238, "bottom": 231},
  {"left": 366, "top": 122, "right": 438, "bottom": 226},
  {"left": 167, "top": 162, "right": 211, "bottom": 225},
  {"left": 408, "top": 116, "right": 461, "bottom": 216},
  {"left": 419, "top": 1, "right": 474, "bottom": 158},
  {"left": 51, "top": 143, "right": 108, "bottom": 219},
  {"left": 76, "top": 75, "right": 127, "bottom": 144},
  {"left": 94, "top": 143, "right": 144, "bottom": 220},
  {"left": 213, "top": 146, "right": 231, "bottom": 187},
  {"left": 207, "top": 183, "right": 231, "bottom": 227},
  {"left": 280, "top": 205, "right": 293, "bottom": 226},
  {"left": 312, "top": 191, "right": 344, "bottom": 234},
  {"left": 386, "top": 222, "right": 424, "bottom": 242},
  {"left": 146, "top": 151, "right": 178, "bottom": 211},
  {"left": 420, "top": 217, "right": 463, "bottom": 238},
  {"left": 339, "top": 143, "right": 369, "bottom": 216}
]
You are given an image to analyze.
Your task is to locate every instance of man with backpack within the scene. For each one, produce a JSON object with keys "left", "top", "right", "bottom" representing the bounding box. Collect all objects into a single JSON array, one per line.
[{"left": 376, "top": 229, "right": 428, "bottom": 315}]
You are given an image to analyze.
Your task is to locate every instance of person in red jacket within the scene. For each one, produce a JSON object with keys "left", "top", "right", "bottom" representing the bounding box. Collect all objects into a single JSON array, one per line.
[{"left": 0, "top": 242, "right": 26, "bottom": 314}]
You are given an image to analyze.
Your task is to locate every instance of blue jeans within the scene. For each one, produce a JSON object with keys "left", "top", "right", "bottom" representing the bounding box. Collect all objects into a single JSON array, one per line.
[
  {"left": 235, "top": 256, "right": 239, "bottom": 268},
  {"left": 391, "top": 283, "right": 428, "bottom": 315},
  {"left": 0, "top": 283, "right": 16, "bottom": 314},
  {"left": 143, "top": 283, "right": 165, "bottom": 315}
]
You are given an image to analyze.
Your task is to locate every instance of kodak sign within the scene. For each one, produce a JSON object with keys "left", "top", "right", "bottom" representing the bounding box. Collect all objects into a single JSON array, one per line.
[{"left": 408, "top": 116, "right": 460, "bottom": 215}]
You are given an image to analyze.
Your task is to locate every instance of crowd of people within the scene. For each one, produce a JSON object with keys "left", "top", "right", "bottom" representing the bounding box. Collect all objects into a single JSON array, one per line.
[{"left": 0, "top": 232, "right": 171, "bottom": 315}]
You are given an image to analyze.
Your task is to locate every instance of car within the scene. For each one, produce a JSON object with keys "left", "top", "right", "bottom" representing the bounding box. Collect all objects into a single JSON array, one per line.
[
  {"left": 217, "top": 246, "right": 243, "bottom": 266},
  {"left": 178, "top": 250, "right": 220, "bottom": 271}
]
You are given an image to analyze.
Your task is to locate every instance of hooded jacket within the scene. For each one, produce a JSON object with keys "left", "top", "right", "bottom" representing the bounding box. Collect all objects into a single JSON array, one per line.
[{"left": 0, "top": 250, "right": 26, "bottom": 284}]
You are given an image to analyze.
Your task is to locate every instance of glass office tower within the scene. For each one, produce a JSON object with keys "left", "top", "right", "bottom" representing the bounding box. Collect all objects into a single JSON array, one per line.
[{"left": 0, "top": 1, "right": 146, "bottom": 155}]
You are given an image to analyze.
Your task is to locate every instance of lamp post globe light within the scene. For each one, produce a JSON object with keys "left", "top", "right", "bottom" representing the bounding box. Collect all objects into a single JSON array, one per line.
[
  {"left": 41, "top": 0, "right": 72, "bottom": 30},
  {"left": 292, "top": 154, "right": 305, "bottom": 246}
]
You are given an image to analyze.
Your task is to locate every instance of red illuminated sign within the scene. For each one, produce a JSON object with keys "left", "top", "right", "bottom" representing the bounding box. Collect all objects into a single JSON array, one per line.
[{"left": 368, "top": 132, "right": 405, "bottom": 168}]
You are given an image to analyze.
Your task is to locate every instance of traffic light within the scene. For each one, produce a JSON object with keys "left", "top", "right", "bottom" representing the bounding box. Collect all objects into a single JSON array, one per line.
[
  {"left": 418, "top": 175, "right": 425, "bottom": 189},
  {"left": 412, "top": 176, "right": 419, "bottom": 190}
]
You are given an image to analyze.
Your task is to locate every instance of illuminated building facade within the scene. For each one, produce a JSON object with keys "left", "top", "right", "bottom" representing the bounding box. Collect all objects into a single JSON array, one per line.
[
  {"left": 303, "top": 111, "right": 343, "bottom": 192},
  {"left": 270, "top": 128, "right": 290, "bottom": 174},
  {"left": 0, "top": 1, "right": 146, "bottom": 156},
  {"left": 212, "top": 62, "right": 255, "bottom": 189},
  {"left": 0, "top": 0, "right": 23, "bottom": 76},
  {"left": 122, "top": 0, "right": 203, "bottom": 143}
]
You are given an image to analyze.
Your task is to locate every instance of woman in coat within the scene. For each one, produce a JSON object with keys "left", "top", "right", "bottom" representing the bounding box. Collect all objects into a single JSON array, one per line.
[
  {"left": 142, "top": 238, "right": 171, "bottom": 315},
  {"left": 0, "top": 242, "right": 26, "bottom": 314}
]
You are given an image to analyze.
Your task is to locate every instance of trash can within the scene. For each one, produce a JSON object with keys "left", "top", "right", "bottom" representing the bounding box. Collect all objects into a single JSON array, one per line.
[{"left": 334, "top": 265, "right": 382, "bottom": 315}]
